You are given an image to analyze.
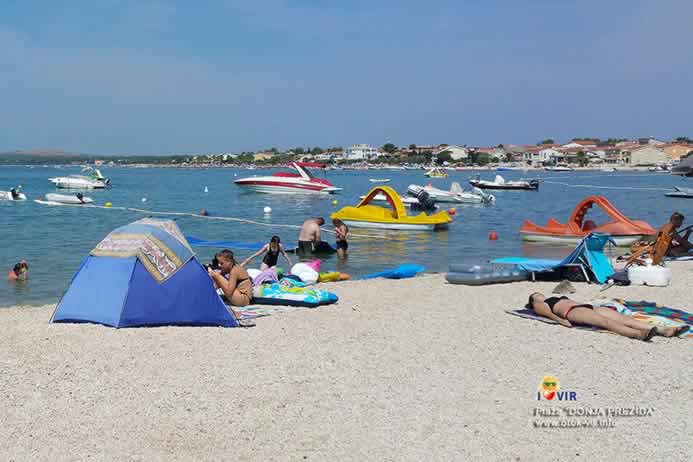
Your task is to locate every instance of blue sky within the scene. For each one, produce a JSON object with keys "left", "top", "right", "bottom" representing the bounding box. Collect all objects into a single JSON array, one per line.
[{"left": 1, "top": 1, "right": 692, "bottom": 154}]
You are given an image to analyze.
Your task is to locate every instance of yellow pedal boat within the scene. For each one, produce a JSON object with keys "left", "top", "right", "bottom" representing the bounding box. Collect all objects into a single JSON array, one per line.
[{"left": 331, "top": 186, "right": 453, "bottom": 230}]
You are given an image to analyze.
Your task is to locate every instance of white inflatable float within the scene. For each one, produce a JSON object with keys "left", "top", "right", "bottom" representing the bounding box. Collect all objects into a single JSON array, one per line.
[{"left": 36, "top": 193, "right": 94, "bottom": 205}]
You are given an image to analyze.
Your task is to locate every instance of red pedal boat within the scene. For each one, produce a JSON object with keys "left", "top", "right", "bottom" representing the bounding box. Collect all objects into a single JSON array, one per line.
[{"left": 520, "top": 195, "right": 656, "bottom": 246}]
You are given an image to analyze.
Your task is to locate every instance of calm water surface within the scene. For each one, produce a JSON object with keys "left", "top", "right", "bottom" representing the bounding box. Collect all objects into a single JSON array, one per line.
[{"left": 1, "top": 166, "right": 691, "bottom": 306}]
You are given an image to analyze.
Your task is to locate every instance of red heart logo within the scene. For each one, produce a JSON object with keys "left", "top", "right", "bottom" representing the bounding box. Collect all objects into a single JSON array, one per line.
[{"left": 544, "top": 391, "right": 556, "bottom": 400}]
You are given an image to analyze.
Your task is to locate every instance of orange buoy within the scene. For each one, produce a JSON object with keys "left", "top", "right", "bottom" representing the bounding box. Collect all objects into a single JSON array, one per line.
[
  {"left": 489, "top": 231, "right": 498, "bottom": 240},
  {"left": 447, "top": 207, "right": 457, "bottom": 216},
  {"left": 200, "top": 209, "right": 209, "bottom": 216}
]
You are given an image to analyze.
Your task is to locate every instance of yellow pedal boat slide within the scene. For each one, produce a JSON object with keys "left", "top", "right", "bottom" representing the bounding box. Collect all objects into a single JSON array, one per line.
[{"left": 331, "top": 186, "right": 453, "bottom": 230}]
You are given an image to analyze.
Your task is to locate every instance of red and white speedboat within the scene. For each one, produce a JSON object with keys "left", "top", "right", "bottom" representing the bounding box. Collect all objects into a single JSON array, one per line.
[{"left": 234, "top": 162, "right": 341, "bottom": 194}]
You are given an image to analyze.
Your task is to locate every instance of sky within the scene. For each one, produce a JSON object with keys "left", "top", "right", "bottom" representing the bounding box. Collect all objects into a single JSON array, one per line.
[{"left": 1, "top": 0, "right": 692, "bottom": 155}]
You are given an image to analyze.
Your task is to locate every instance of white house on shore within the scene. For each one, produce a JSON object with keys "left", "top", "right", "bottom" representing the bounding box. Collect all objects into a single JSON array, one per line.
[
  {"left": 523, "top": 148, "right": 562, "bottom": 166},
  {"left": 344, "top": 144, "right": 380, "bottom": 161},
  {"left": 436, "top": 145, "right": 468, "bottom": 161},
  {"left": 628, "top": 146, "right": 667, "bottom": 166}
]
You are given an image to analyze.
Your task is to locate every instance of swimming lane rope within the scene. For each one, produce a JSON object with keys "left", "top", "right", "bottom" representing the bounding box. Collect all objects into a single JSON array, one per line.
[
  {"left": 33, "top": 202, "right": 380, "bottom": 239},
  {"left": 542, "top": 181, "right": 671, "bottom": 192}
]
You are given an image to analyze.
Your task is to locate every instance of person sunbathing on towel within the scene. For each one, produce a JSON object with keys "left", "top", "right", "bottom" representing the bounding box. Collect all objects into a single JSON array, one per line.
[
  {"left": 208, "top": 250, "right": 253, "bottom": 312},
  {"left": 660, "top": 212, "right": 693, "bottom": 257},
  {"left": 526, "top": 292, "right": 689, "bottom": 341}
]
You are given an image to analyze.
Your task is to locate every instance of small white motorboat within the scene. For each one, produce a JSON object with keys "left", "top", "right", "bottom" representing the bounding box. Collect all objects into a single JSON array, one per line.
[
  {"left": 40, "top": 193, "right": 94, "bottom": 205},
  {"left": 469, "top": 174, "right": 540, "bottom": 191},
  {"left": 369, "top": 178, "right": 391, "bottom": 183},
  {"left": 544, "top": 164, "right": 574, "bottom": 172},
  {"left": 0, "top": 188, "right": 27, "bottom": 201},
  {"left": 407, "top": 182, "right": 495, "bottom": 204},
  {"left": 665, "top": 186, "right": 693, "bottom": 198},
  {"left": 49, "top": 167, "right": 110, "bottom": 189}
]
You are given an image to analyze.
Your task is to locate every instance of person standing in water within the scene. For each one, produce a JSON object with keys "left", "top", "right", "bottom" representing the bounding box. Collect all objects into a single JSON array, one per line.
[
  {"left": 333, "top": 219, "right": 349, "bottom": 258},
  {"left": 241, "top": 235, "right": 292, "bottom": 270},
  {"left": 297, "top": 217, "right": 325, "bottom": 255}
]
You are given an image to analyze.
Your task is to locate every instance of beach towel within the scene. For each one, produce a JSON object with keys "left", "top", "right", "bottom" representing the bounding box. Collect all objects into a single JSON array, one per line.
[
  {"left": 252, "top": 282, "right": 338, "bottom": 307},
  {"left": 603, "top": 299, "right": 693, "bottom": 338}
]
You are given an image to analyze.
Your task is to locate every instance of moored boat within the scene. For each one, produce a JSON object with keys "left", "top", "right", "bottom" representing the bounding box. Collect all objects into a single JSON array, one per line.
[
  {"left": 332, "top": 186, "right": 452, "bottom": 230},
  {"left": 469, "top": 174, "right": 539, "bottom": 191},
  {"left": 49, "top": 167, "right": 110, "bottom": 189},
  {"left": 520, "top": 195, "right": 656, "bottom": 246},
  {"left": 665, "top": 186, "right": 693, "bottom": 198},
  {"left": 42, "top": 193, "right": 94, "bottom": 205},
  {"left": 545, "top": 164, "right": 574, "bottom": 172},
  {"left": 424, "top": 167, "right": 448, "bottom": 178},
  {"left": 407, "top": 182, "right": 495, "bottom": 204},
  {"left": 234, "top": 162, "right": 341, "bottom": 194}
]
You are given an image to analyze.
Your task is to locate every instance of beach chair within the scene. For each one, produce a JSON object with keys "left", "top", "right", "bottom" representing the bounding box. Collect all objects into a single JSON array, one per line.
[{"left": 491, "top": 233, "right": 616, "bottom": 283}]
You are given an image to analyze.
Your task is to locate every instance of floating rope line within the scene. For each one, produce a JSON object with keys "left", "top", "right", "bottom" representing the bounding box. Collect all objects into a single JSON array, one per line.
[
  {"left": 542, "top": 181, "right": 670, "bottom": 192},
  {"left": 33, "top": 201, "right": 381, "bottom": 239}
]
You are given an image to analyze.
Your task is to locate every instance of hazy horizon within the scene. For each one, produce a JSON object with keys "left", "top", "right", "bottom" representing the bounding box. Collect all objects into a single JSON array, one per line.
[{"left": 2, "top": 1, "right": 692, "bottom": 155}]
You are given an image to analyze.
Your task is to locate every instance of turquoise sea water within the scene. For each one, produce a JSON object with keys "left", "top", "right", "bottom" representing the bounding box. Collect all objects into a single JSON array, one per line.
[{"left": 1, "top": 165, "right": 691, "bottom": 306}]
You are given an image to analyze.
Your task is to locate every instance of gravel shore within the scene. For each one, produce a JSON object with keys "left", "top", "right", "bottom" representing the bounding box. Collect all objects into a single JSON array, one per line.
[{"left": 2, "top": 264, "right": 692, "bottom": 461}]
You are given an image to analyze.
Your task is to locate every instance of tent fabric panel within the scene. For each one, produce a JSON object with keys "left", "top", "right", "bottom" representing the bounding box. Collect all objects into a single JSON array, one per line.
[
  {"left": 52, "top": 256, "right": 135, "bottom": 327},
  {"left": 120, "top": 258, "right": 238, "bottom": 327}
]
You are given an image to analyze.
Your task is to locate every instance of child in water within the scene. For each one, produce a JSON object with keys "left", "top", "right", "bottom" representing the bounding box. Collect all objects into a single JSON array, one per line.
[
  {"left": 241, "top": 236, "right": 292, "bottom": 270},
  {"left": 333, "top": 219, "right": 349, "bottom": 258},
  {"left": 7, "top": 260, "right": 29, "bottom": 281}
]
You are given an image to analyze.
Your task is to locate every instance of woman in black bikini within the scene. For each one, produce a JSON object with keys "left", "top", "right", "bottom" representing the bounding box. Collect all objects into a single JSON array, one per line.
[
  {"left": 241, "top": 235, "right": 292, "bottom": 270},
  {"left": 526, "top": 292, "right": 689, "bottom": 341}
]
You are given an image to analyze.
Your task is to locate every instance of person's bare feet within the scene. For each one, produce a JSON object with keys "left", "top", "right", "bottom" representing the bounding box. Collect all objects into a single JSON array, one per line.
[
  {"left": 656, "top": 325, "right": 690, "bottom": 337},
  {"left": 642, "top": 327, "right": 657, "bottom": 342}
]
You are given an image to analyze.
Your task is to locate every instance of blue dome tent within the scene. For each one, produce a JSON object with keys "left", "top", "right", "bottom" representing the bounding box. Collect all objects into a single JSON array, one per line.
[{"left": 51, "top": 218, "right": 238, "bottom": 328}]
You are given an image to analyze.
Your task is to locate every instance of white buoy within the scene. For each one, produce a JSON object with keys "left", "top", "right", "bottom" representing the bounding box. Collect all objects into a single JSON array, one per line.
[
  {"left": 204, "top": 186, "right": 209, "bottom": 193},
  {"left": 141, "top": 197, "right": 147, "bottom": 203},
  {"left": 263, "top": 206, "right": 272, "bottom": 214}
]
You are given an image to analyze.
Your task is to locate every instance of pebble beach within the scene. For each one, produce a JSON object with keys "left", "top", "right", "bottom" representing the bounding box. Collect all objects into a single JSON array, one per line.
[{"left": 2, "top": 263, "right": 691, "bottom": 461}]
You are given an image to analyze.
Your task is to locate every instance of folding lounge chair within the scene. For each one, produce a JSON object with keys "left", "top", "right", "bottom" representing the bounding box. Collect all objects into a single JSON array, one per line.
[{"left": 491, "top": 233, "right": 616, "bottom": 283}]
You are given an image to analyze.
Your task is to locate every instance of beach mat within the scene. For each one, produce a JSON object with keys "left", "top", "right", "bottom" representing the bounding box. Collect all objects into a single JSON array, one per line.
[
  {"left": 505, "top": 309, "right": 604, "bottom": 332},
  {"left": 507, "top": 306, "right": 692, "bottom": 339}
]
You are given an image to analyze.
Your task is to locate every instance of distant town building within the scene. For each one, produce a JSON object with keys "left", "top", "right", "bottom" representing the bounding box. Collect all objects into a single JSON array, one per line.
[
  {"left": 661, "top": 143, "right": 693, "bottom": 161},
  {"left": 253, "top": 152, "right": 275, "bottom": 162},
  {"left": 523, "top": 148, "right": 562, "bottom": 166},
  {"left": 345, "top": 144, "right": 380, "bottom": 160},
  {"left": 628, "top": 146, "right": 667, "bottom": 166},
  {"left": 436, "top": 145, "right": 468, "bottom": 161},
  {"left": 562, "top": 140, "right": 597, "bottom": 149}
]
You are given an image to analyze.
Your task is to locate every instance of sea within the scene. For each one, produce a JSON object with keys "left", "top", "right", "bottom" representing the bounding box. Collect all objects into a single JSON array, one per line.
[{"left": 1, "top": 165, "right": 691, "bottom": 307}]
